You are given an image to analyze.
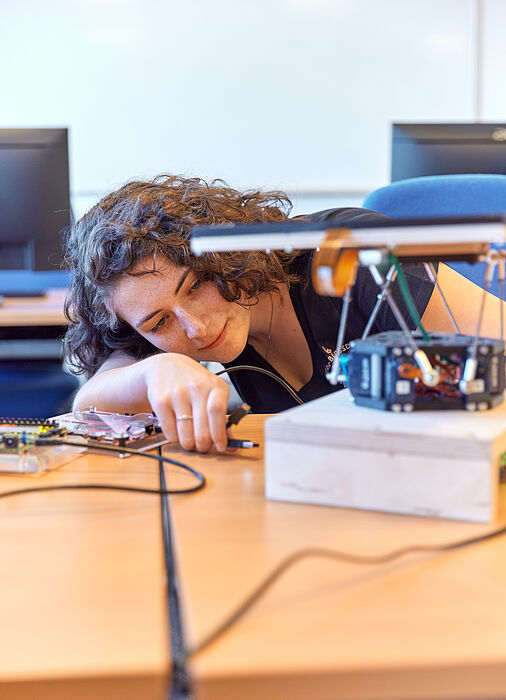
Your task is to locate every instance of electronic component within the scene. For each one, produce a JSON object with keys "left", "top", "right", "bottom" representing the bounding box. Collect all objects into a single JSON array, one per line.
[
  {"left": 343, "top": 331, "right": 505, "bottom": 411},
  {"left": 0, "top": 409, "right": 168, "bottom": 473},
  {"left": 227, "top": 438, "right": 258, "bottom": 449},
  {"left": 0, "top": 418, "right": 81, "bottom": 474},
  {"left": 225, "top": 403, "right": 259, "bottom": 448},
  {"left": 0, "top": 418, "right": 64, "bottom": 446},
  {"left": 52, "top": 408, "right": 167, "bottom": 454}
]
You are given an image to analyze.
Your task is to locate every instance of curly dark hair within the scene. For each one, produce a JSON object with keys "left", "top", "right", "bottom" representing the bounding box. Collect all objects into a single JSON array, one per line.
[{"left": 63, "top": 174, "right": 301, "bottom": 376}]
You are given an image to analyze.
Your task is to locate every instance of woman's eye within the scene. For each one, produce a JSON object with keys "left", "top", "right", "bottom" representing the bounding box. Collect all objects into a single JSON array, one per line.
[
  {"left": 189, "top": 278, "right": 203, "bottom": 293},
  {"left": 151, "top": 316, "right": 166, "bottom": 334}
]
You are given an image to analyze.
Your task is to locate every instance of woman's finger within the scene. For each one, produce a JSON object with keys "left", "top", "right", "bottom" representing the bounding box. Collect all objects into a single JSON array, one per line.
[
  {"left": 191, "top": 394, "right": 213, "bottom": 453},
  {"left": 207, "top": 382, "right": 230, "bottom": 452},
  {"left": 149, "top": 394, "right": 178, "bottom": 445},
  {"left": 171, "top": 387, "right": 196, "bottom": 451}
]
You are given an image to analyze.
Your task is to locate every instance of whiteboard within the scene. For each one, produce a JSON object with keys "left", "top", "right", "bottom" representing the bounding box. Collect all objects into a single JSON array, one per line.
[
  {"left": 482, "top": 0, "right": 506, "bottom": 120},
  {"left": 0, "top": 0, "right": 495, "bottom": 201}
]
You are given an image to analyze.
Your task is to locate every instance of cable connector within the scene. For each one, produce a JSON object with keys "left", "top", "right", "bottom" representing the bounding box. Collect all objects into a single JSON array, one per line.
[
  {"left": 226, "top": 403, "right": 251, "bottom": 428},
  {"left": 226, "top": 404, "right": 258, "bottom": 449}
]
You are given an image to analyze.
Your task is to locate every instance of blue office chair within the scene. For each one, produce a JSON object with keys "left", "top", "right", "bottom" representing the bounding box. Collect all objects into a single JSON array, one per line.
[
  {"left": 0, "top": 271, "right": 78, "bottom": 419},
  {"left": 363, "top": 174, "right": 506, "bottom": 297},
  {"left": 0, "top": 361, "right": 78, "bottom": 419}
]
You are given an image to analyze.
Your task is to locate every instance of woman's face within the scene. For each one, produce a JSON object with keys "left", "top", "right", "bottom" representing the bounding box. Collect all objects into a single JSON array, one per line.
[{"left": 112, "top": 257, "right": 252, "bottom": 363}]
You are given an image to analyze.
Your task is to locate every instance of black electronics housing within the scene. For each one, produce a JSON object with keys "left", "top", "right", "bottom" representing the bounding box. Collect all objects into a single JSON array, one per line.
[{"left": 345, "top": 331, "right": 505, "bottom": 411}]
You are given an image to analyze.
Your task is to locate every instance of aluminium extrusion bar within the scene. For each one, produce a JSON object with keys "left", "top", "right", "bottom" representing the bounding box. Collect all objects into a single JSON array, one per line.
[{"left": 190, "top": 218, "right": 506, "bottom": 255}]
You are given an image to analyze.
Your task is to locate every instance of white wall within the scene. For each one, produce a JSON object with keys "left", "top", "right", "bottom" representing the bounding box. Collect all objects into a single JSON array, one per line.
[
  {"left": 481, "top": 0, "right": 506, "bottom": 119},
  {"left": 1, "top": 0, "right": 504, "bottom": 217}
]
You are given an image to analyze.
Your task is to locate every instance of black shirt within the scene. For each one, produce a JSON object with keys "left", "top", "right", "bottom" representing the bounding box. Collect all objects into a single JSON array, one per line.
[{"left": 223, "top": 208, "right": 436, "bottom": 413}]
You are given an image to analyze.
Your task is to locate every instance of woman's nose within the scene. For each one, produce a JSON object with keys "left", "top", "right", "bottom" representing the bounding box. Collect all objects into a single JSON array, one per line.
[{"left": 174, "top": 307, "right": 207, "bottom": 339}]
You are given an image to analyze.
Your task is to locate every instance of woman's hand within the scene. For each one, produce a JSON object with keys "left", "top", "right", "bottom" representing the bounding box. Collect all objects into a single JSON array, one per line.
[{"left": 143, "top": 353, "right": 230, "bottom": 453}]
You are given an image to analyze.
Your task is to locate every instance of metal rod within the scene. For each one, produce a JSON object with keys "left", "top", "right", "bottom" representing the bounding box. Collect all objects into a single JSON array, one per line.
[
  {"left": 369, "top": 266, "right": 418, "bottom": 351},
  {"left": 362, "top": 265, "right": 397, "bottom": 340},
  {"left": 424, "top": 262, "right": 460, "bottom": 333},
  {"left": 326, "top": 286, "right": 352, "bottom": 385},
  {"left": 499, "top": 253, "right": 505, "bottom": 343},
  {"left": 469, "top": 259, "right": 495, "bottom": 374},
  {"left": 369, "top": 265, "right": 439, "bottom": 386}
]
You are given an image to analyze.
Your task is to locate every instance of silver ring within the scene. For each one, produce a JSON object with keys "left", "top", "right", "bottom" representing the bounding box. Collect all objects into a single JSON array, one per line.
[{"left": 176, "top": 414, "right": 193, "bottom": 421}]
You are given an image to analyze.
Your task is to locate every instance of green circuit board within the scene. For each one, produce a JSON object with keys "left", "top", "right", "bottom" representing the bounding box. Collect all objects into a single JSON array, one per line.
[{"left": 0, "top": 419, "right": 65, "bottom": 452}]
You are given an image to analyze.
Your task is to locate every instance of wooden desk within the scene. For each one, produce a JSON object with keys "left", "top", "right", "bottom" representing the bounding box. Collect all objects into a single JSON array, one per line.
[
  {"left": 0, "top": 289, "right": 67, "bottom": 327},
  {"left": 0, "top": 446, "right": 172, "bottom": 700},
  {"left": 2, "top": 416, "right": 506, "bottom": 700},
  {"left": 0, "top": 289, "right": 68, "bottom": 361},
  {"left": 170, "top": 416, "right": 506, "bottom": 700}
]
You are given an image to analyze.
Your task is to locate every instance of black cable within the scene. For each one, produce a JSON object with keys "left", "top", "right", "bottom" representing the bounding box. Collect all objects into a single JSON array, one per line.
[
  {"left": 40, "top": 438, "right": 206, "bottom": 491},
  {"left": 0, "top": 483, "right": 196, "bottom": 499},
  {"left": 215, "top": 365, "right": 305, "bottom": 405},
  {"left": 185, "top": 524, "right": 506, "bottom": 659},
  {"left": 0, "top": 439, "right": 206, "bottom": 500},
  {"left": 157, "top": 446, "right": 193, "bottom": 699}
]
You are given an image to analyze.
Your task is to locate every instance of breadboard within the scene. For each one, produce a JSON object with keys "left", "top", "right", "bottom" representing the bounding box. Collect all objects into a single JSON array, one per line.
[
  {"left": 264, "top": 389, "right": 506, "bottom": 522},
  {"left": 0, "top": 444, "right": 85, "bottom": 474}
]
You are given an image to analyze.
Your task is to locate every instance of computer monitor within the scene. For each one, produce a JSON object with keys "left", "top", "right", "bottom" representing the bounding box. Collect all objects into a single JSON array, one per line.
[
  {"left": 391, "top": 123, "right": 506, "bottom": 182},
  {"left": 0, "top": 128, "right": 71, "bottom": 272}
]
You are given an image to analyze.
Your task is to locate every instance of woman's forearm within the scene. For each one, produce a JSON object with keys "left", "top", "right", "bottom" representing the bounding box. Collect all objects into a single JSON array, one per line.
[{"left": 72, "top": 359, "right": 152, "bottom": 413}]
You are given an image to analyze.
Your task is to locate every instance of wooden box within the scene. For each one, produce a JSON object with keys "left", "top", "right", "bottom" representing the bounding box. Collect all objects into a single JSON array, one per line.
[{"left": 264, "top": 389, "right": 506, "bottom": 522}]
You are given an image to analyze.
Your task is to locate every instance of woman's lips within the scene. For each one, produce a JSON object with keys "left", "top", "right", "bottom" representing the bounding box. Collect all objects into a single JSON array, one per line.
[{"left": 201, "top": 322, "right": 227, "bottom": 350}]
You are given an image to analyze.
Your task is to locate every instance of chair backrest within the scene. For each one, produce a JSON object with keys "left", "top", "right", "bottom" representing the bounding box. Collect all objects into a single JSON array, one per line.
[{"left": 363, "top": 174, "right": 506, "bottom": 297}]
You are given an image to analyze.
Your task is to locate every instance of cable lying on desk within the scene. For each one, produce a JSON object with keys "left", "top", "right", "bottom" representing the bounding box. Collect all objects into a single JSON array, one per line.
[
  {"left": 185, "top": 524, "right": 506, "bottom": 659},
  {"left": 157, "top": 445, "right": 193, "bottom": 696},
  {"left": 0, "top": 439, "right": 206, "bottom": 499}
]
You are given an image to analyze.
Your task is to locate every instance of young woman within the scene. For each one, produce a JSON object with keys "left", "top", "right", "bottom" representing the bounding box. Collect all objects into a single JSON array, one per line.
[{"left": 64, "top": 175, "right": 503, "bottom": 452}]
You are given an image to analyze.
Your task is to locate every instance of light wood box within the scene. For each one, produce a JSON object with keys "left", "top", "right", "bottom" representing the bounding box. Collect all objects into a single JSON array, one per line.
[{"left": 264, "top": 389, "right": 506, "bottom": 522}]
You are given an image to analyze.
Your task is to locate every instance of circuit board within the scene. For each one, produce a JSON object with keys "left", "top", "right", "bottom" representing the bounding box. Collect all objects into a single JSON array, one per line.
[
  {"left": 0, "top": 410, "right": 168, "bottom": 473},
  {"left": 51, "top": 408, "right": 167, "bottom": 454},
  {"left": 0, "top": 419, "right": 81, "bottom": 474},
  {"left": 0, "top": 419, "right": 65, "bottom": 449}
]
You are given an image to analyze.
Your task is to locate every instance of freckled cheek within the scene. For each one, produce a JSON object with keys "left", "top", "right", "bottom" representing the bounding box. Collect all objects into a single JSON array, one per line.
[{"left": 139, "top": 326, "right": 191, "bottom": 355}]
